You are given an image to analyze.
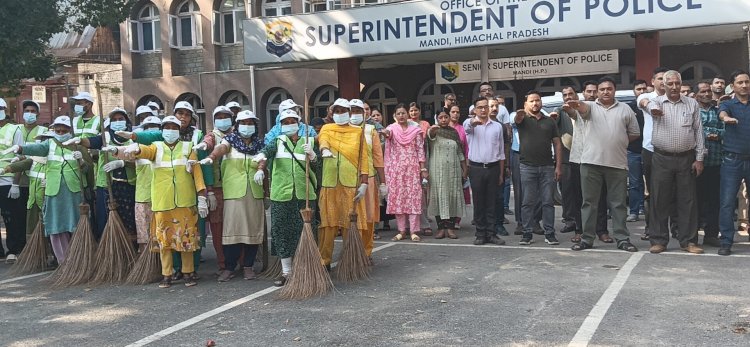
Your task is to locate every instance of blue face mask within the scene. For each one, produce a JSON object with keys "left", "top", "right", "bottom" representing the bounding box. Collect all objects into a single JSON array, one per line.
[
  {"left": 238, "top": 125, "right": 256, "bottom": 137},
  {"left": 162, "top": 129, "right": 180, "bottom": 144},
  {"left": 74, "top": 105, "right": 85, "bottom": 116},
  {"left": 350, "top": 113, "right": 364, "bottom": 125},
  {"left": 281, "top": 123, "right": 299, "bottom": 136},
  {"left": 110, "top": 120, "right": 127, "bottom": 131},
  {"left": 54, "top": 133, "right": 72, "bottom": 143},
  {"left": 23, "top": 112, "right": 37, "bottom": 124},
  {"left": 215, "top": 118, "right": 232, "bottom": 132},
  {"left": 333, "top": 112, "right": 350, "bottom": 125}
]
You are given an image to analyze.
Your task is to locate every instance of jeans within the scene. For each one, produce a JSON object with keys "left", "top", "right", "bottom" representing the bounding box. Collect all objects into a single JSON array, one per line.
[
  {"left": 627, "top": 151, "right": 644, "bottom": 215},
  {"left": 719, "top": 154, "right": 750, "bottom": 247},
  {"left": 520, "top": 164, "right": 555, "bottom": 237},
  {"left": 511, "top": 151, "right": 523, "bottom": 225}
]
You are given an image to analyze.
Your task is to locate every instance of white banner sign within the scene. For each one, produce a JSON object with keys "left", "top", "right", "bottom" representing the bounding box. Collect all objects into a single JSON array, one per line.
[
  {"left": 32, "top": 86, "right": 46, "bottom": 103},
  {"left": 436, "top": 50, "right": 619, "bottom": 84},
  {"left": 243, "top": 0, "right": 750, "bottom": 65}
]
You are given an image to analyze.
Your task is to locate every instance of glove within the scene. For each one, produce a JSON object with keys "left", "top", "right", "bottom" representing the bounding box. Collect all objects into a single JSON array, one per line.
[
  {"left": 1, "top": 145, "right": 19, "bottom": 156},
  {"left": 207, "top": 191, "right": 217, "bottom": 211},
  {"left": 72, "top": 151, "right": 83, "bottom": 160},
  {"left": 124, "top": 143, "right": 140, "bottom": 156},
  {"left": 9, "top": 157, "right": 20, "bottom": 164},
  {"left": 63, "top": 137, "right": 81, "bottom": 146},
  {"left": 199, "top": 157, "right": 213, "bottom": 165},
  {"left": 251, "top": 153, "right": 267, "bottom": 163},
  {"left": 102, "top": 160, "right": 124, "bottom": 172},
  {"left": 197, "top": 196, "right": 209, "bottom": 219},
  {"left": 302, "top": 143, "right": 316, "bottom": 161},
  {"left": 0, "top": 168, "right": 4, "bottom": 175},
  {"left": 115, "top": 131, "right": 133, "bottom": 139},
  {"left": 186, "top": 160, "right": 196, "bottom": 174},
  {"left": 101, "top": 146, "right": 119, "bottom": 154},
  {"left": 192, "top": 142, "right": 207, "bottom": 151},
  {"left": 354, "top": 183, "right": 368, "bottom": 202},
  {"left": 321, "top": 148, "right": 334, "bottom": 158},
  {"left": 379, "top": 183, "right": 388, "bottom": 198},
  {"left": 253, "top": 170, "right": 265, "bottom": 185},
  {"left": 8, "top": 184, "right": 20, "bottom": 199}
]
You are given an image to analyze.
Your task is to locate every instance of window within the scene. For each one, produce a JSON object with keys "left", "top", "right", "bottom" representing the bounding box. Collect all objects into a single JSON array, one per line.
[
  {"left": 679, "top": 61, "right": 721, "bottom": 87},
  {"left": 364, "top": 82, "right": 398, "bottom": 124},
  {"left": 303, "top": 0, "right": 342, "bottom": 13},
  {"left": 213, "top": 0, "right": 245, "bottom": 45},
  {"left": 471, "top": 81, "right": 516, "bottom": 110},
  {"left": 262, "top": 0, "right": 291, "bottom": 17},
  {"left": 351, "top": 0, "right": 386, "bottom": 7},
  {"left": 264, "top": 88, "right": 290, "bottom": 130},
  {"left": 176, "top": 92, "right": 206, "bottom": 130},
  {"left": 128, "top": 4, "right": 161, "bottom": 52},
  {"left": 219, "top": 90, "right": 250, "bottom": 110},
  {"left": 416, "top": 79, "right": 454, "bottom": 120},
  {"left": 169, "top": 0, "right": 202, "bottom": 48},
  {"left": 310, "top": 85, "right": 339, "bottom": 118}
]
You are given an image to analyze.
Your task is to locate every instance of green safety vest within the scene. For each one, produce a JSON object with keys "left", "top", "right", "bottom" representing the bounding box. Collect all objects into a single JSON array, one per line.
[
  {"left": 270, "top": 135, "right": 316, "bottom": 202},
  {"left": 321, "top": 142, "right": 360, "bottom": 189},
  {"left": 23, "top": 124, "right": 48, "bottom": 209},
  {"left": 211, "top": 129, "right": 227, "bottom": 188},
  {"left": 0, "top": 123, "right": 21, "bottom": 177},
  {"left": 220, "top": 144, "right": 264, "bottom": 200},
  {"left": 134, "top": 157, "right": 153, "bottom": 203},
  {"left": 95, "top": 132, "right": 136, "bottom": 188},
  {"left": 73, "top": 115, "right": 101, "bottom": 138},
  {"left": 150, "top": 141, "right": 197, "bottom": 211},
  {"left": 45, "top": 141, "right": 82, "bottom": 196},
  {"left": 362, "top": 124, "right": 375, "bottom": 177}
]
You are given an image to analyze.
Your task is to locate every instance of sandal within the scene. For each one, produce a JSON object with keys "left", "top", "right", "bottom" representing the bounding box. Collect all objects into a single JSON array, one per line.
[
  {"left": 570, "top": 234, "right": 582, "bottom": 243},
  {"left": 184, "top": 272, "right": 198, "bottom": 287},
  {"left": 158, "top": 276, "right": 172, "bottom": 288},
  {"left": 373, "top": 233, "right": 381, "bottom": 240},
  {"left": 423, "top": 229, "right": 433, "bottom": 236},
  {"left": 617, "top": 241, "right": 638, "bottom": 252},
  {"left": 598, "top": 234, "right": 614, "bottom": 243},
  {"left": 411, "top": 234, "right": 421, "bottom": 242},
  {"left": 571, "top": 242, "right": 592, "bottom": 251},
  {"left": 391, "top": 231, "right": 407, "bottom": 241}
]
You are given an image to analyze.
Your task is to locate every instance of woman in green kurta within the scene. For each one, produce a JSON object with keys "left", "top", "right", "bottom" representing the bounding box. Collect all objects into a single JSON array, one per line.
[{"left": 426, "top": 111, "right": 467, "bottom": 240}]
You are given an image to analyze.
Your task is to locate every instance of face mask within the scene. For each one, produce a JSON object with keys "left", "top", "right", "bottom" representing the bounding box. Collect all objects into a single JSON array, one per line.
[
  {"left": 110, "top": 120, "right": 127, "bottom": 131},
  {"left": 23, "top": 112, "right": 37, "bottom": 124},
  {"left": 54, "top": 133, "right": 72, "bottom": 143},
  {"left": 350, "top": 113, "right": 364, "bottom": 125},
  {"left": 0, "top": 110, "right": 5, "bottom": 120},
  {"left": 281, "top": 123, "right": 299, "bottom": 136},
  {"left": 333, "top": 112, "right": 350, "bottom": 125},
  {"left": 74, "top": 105, "right": 85, "bottom": 116},
  {"left": 238, "top": 125, "right": 256, "bottom": 137},
  {"left": 215, "top": 118, "right": 232, "bottom": 132},
  {"left": 162, "top": 129, "right": 180, "bottom": 144}
]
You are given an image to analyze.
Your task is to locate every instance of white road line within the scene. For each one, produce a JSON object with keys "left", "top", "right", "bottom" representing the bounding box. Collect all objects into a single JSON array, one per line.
[
  {"left": 568, "top": 252, "right": 644, "bottom": 347},
  {"left": 126, "top": 242, "right": 397, "bottom": 347},
  {"left": 0, "top": 271, "right": 50, "bottom": 285}
]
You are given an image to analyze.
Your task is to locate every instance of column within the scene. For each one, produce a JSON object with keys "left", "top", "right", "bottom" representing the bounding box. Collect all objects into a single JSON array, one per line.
[
  {"left": 635, "top": 32, "right": 660, "bottom": 82},
  {"left": 337, "top": 58, "right": 361, "bottom": 99}
]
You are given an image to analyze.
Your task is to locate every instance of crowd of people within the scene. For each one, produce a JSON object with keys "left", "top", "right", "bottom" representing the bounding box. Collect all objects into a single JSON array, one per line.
[{"left": 0, "top": 67, "right": 748, "bottom": 288}]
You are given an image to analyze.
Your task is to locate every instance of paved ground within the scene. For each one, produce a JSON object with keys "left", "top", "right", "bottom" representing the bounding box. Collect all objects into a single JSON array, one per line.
[{"left": 1, "top": 207, "right": 750, "bottom": 347}]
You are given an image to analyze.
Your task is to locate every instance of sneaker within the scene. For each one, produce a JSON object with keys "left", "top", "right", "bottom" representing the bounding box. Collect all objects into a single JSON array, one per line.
[
  {"left": 544, "top": 235, "right": 560, "bottom": 245},
  {"left": 5, "top": 254, "right": 17, "bottom": 264},
  {"left": 626, "top": 214, "right": 638, "bottom": 222},
  {"left": 718, "top": 247, "right": 732, "bottom": 256},
  {"left": 495, "top": 225, "right": 509, "bottom": 236},
  {"left": 519, "top": 237, "right": 533, "bottom": 245}
]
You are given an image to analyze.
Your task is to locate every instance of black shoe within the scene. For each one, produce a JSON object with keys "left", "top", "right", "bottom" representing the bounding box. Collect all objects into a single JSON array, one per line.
[
  {"left": 519, "top": 236, "right": 532, "bottom": 245},
  {"left": 560, "top": 224, "right": 576, "bottom": 234},
  {"left": 718, "top": 247, "right": 732, "bottom": 256},
  {"left": 514, "top": 224, "right": 524, "bottom": 235},
  {"left": 532, "top": 224, "right": 544, "bottom": 235},
  {"left": 273, "top": 275, "right": 288, "bottom": 287},
  {"left": 486, "top": 235, "right": 506, "bottom": 245},
  {"left": 474, "top": 237, "right": 486, "bottom": 245},
  {"left": 495, "top": 225, "right": 509, "bottom": 236},
  {"left": 544, "top": 235, "right": 560, "bottom": 245},
  {"left": 505, "top": 209, "right": 514, "bottom": 216}
]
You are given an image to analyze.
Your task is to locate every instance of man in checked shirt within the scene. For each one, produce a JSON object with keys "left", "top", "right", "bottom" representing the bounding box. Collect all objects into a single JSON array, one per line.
[{"left": 647, "top": 70, "right": 706, "bottom": 254}]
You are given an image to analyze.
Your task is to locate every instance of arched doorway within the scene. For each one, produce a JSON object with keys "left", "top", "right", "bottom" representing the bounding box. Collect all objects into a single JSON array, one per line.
[
  {"left": 136, "top": 94, "right": 163, "bottom": 115},
  {"left": 261, "top": 87, "right": 291, "bottom": 131},
  {"left": 309, "top": 85, "right": 338, "bottom": 119},
  {"left": 218, "top": 90, "right": 250, "bottom": 110},
  {"left": 363, "top": 82, "right": 398, "bottom": 124},
  {"left": 679, "top": 60, "right": 721, "bottom": 87}
]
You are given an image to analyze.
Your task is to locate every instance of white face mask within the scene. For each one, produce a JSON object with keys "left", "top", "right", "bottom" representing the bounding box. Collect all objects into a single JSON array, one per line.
[
  {"left": 74, "top": 105, "right": 85, "bottom": 116},
  {"left": 238, "top": 125, "right": 256, "bottom": 137},
  {"left": 162, "top": 129, "right": 180, "bottom": 144},
  {"left": 333, "top": 112, "right": 350, "bottom": 125},
  {"left": 23, "top": 112, "right": 37, "bottom": 124},
  {"left": 0, "top": 110, "right": 6, "bottom": 120},
  {"left": 350, "top": 113, "right": 364, "bottom": 125},
  {"left": 281, "top": 123, "right": 299, "bottom": 136}
]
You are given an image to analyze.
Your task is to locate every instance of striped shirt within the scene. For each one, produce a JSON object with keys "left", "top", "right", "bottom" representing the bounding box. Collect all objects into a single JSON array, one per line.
[{"left": 648, "top": 95, "right": 705, "bottom": 161}]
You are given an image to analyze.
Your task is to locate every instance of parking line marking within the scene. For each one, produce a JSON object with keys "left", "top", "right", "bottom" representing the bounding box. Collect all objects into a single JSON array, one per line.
[
  {"left": 568, "top": 252, "right": 644, "bottom": 347},
  {"left": 0, "top": 271, "right": 50, "bottom": 285},
  {"left": 126, "top": 242, "right": 397, "bottom": 347}
]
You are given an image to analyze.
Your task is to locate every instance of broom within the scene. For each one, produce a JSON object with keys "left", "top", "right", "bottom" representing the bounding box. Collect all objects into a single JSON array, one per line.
[
  {"left": 125, "top": 217, "right": 161, "bottom": 285},
  {"left": 50, "top": 146, "right": 98, "bottom": 288},
  {"left": 9, "top": 220, "right": 50, "bottom": 276},
  {"left": 278, "top": 91, "right": 333, "bottom": 299},
  {"left": 332, "top": 122, "right": 371, "bottom": 282}
]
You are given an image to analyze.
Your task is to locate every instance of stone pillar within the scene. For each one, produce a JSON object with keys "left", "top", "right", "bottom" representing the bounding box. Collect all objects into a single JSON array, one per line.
[{"left": 635, "top": 32, "right": 660, "bottom": 82}]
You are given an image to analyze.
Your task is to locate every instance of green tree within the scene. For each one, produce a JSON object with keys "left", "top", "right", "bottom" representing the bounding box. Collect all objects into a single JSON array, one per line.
[{"left": 69, "top": 0, "right": 136, "bottom": 31}]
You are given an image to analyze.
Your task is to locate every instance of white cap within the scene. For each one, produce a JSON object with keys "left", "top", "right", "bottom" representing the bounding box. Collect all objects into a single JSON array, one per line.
[
  {"left": 212, "top": 105, "right": 232, "bottom": 117},
  {"left": 103, "top": 118, "right": 110, "bottom": 128},
  {"left": 71, "top": 91, "right": 94, "bottom": 103},
  {"left": 278, "top": 99, "right": 299, "bottom": 112},
  {"left": 0, "top": 98, "right": 6, "bottom": 108},
  {"left": 349, "top": 99, "right": 365, "bottom": 109},
  {"left": 52, "top": 115, "right": 72, "bottom": 128},
  {"left": 468, "top": 105, "right": 475, "bottom": 115},
  {"left": 173, "top": 101, "right": 194, "bottom": 113},
  {"left": 136, "top": 105, "right": 153, "bottom": 116},
  {"left": 332, "top": 98, "right": 350, "bottom": 109},
  {"left": 225, "top": 101, "right": 241, "bottom": 109},
  {"left": 141, "top": 116, "right": 162, "bottom": 126},
  {"left": 161, "top": 115, "right": 181, "bottom": 127},
  {"left": 109, "top": 107, "right": 128, "bottom": 117},
  {"left": 22, "top": 100, "right": 40, "bottom": 111},
  {"left": 236, "top": 110, "right": 258, "bottom": 121},
  {"left": 146, "top": 101, "right": 160, "bottom": 109},
  {"left": 279, "top": 109, "right": 301, "bottom": 121}
]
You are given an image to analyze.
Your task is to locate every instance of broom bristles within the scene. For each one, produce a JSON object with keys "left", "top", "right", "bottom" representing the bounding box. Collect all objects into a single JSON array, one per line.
[
  {"left": 49, "top": 204, "right": 98, "bottom": 288},
  {"left": 125, "top": 240, "right": 161, "bottom": 285},
  {"left": 332, "top": 212, "right": 370, "bottom": 282},
  {"left": 9, "top": 221, "right": 51, "bottom": 276},
  {"left": 278, "top": 209, "right": 333, "bottom": 299},
  {"left": 90, "top": 210, "right": 136, "bottom": 285},
  {"left": 258, "top": 256, "right": 281, "bottom": 279}
]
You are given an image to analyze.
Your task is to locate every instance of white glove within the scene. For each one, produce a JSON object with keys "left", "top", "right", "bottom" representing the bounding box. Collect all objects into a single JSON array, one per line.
[
  {"left": 199, "top": 157, "right": 213, "bottom": 165},
  {"left": 101, "top": 146, "right": 119, "bottom": 154},
  {"left": 40, "top": 178, "right": 46, "bottom": 187},
  {"left": 379, "top": 183, "right": 388, "bottom": 198},
  {"left": 2, "top": 145, "right": 20, "bottom": 156},
  {"left": 302, "top": 143, "right": 316, "bottom": 161},
  {"left": 251, "top": 153, "right": 267, "bottom": 163},
  {"left": 0, "top": 168, "right": 4, "bottom": 175},
  {"left": 124, "top": 143, "right": 140, "bottom": 156},
  {"left": 102, "top": 160, "right": 124, "bottom": 172},
  {"left": 253, "top": 170, "right": 265, "bottom": 185},
  {"left": 186, "top": 160, "right": 196, "bottom": 174},
  {"left": 207, "top": 191, "right": 217, "bottom": 211},
  {"left": 321, "top": 148, "right": 334, "bottom": 158},
  {"left": 354, "top": 183, "right": 368, "bottom": 202},
  {"left": 8, "top": 184, "right": 20, "bottom": 199},
  {"left": 63, "top": 137, "right": 81, "bottom": 146},
  {"left": 115, "top": 131, "right": 133, "bottom": 139},
  {"left": 9, "top": 157, "right": 20, "bottom": 164},
  {"left": 197, "top": 196, "right": 209, "bottom": 219},
  {"left": 192, "top": 142, "right": 207, "bottom": 151},
  {"left": 72, "top": 151, "right": 83, "bottom": 160}
]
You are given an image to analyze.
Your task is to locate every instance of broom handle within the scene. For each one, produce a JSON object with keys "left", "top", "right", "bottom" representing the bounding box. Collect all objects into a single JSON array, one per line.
[
  {"left": 304, "top": 87, "right": 310, "bottom": 210},
  {"left": 351, "top": 125, "right": 366, "bottom": 216},
  {"left": 95, "top": 82, "right": 116, "bottom": 203}
]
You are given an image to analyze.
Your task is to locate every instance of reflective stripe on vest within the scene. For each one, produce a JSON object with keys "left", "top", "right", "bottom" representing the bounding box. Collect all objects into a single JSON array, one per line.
[
  {"left": 0, "top": 124, "right": 20, "bottom": 176},
  {"left": 150, "top": 141, "right": 196, "bottom": 211},
  {"left": 270, "top": 135, "right": 317, "bottom": 202},
  {"left": 73, "top": 116, "right": 101, "bottom": 137},
  {"left": 154, "top": 141, "right": 190, "bottom": 169}
]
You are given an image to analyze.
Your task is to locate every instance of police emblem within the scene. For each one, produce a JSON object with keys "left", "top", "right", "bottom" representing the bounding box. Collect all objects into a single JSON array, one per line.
[
  {"left": 441, "top": 63, "right": 459, "bottom": 82},
  {"left": 266, "top": 20, "right": 293, "bottom": 58}
]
